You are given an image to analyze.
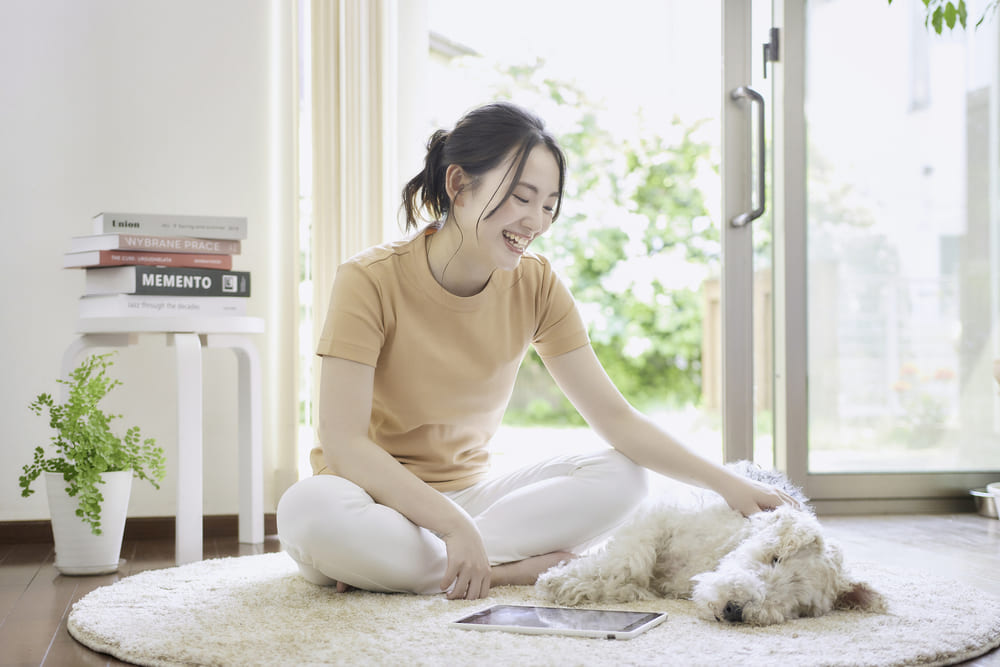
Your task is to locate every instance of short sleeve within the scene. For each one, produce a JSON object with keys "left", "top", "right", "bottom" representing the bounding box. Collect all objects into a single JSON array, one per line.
[
  {"left": 316, "top": 261, "right": 384, "bottom": 366},
  {"left": 531, "top": 262, "right": 590, "bottom": 359}
]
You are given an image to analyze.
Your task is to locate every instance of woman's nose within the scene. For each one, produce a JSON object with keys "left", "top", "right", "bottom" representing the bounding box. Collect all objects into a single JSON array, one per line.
[{"left": 524, "top": 205, "right": 547, "bottom": 232}]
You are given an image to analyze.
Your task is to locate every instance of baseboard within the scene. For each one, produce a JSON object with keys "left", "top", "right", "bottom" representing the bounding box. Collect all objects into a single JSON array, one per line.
[
  {"left": 813, "top": 497, "right": 976, "bottom": 515},
  {"left": 0, "top": 514, "right": 278, "bottom": 544}
]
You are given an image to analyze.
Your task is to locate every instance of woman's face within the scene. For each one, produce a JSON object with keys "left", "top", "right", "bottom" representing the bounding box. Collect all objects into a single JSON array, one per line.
[{"left": 452, "top": 144, "right": 561, "bottom": 272}]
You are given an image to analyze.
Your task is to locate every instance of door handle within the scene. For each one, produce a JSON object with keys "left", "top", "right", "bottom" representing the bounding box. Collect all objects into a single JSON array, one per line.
[{"left": 730, "top": 86, "right": 765, "bottom": 227}]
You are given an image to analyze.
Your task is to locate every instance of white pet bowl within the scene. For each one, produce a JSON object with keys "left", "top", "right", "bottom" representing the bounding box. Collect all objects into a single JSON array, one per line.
[
  {"left": 982, "top": 483, "right": 1000, "bottom": 519},
  {"left": 972, "top": 487, "right": 998, "bottom": 518}
]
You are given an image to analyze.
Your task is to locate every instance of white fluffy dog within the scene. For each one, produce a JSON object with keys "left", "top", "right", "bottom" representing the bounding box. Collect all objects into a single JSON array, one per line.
[{"left": 535, "top": 462, "right": 886, "bottom": 626}]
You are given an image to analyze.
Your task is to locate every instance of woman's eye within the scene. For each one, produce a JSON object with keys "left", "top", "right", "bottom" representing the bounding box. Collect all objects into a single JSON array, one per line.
[
  {"left": 543, "top": 206, "right": 555, "bottom": 214},
  {"left": 513, "top": 195, "right": 529, "bottom": 204}
]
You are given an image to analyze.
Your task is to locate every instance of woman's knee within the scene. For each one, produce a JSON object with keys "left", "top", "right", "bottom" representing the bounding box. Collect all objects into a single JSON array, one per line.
[
  {"left": 276, "top": 474, "right": 447, "bottom": 594},
  {"left": 276, "top": 474, "right": 371, "bottom": 548}
]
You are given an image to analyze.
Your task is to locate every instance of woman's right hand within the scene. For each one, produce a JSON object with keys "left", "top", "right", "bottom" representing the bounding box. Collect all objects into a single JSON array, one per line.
[{"left": 440, "top": 522, "right": 491, "bottom": 600}]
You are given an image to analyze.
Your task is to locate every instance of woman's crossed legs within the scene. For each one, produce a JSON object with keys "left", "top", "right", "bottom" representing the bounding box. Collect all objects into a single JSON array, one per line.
[{"left": 276, "top": 449, "right": 648, "bottom": 595}]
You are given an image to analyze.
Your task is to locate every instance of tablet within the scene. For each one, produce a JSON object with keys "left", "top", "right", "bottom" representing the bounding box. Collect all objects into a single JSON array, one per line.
[{"left": 451, "top": 604, "right": 667, "bottom": 640}]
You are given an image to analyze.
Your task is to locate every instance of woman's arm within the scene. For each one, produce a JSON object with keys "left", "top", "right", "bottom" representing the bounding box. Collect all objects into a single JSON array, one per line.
[
  {"left": 317, "top": 355, "right": 491, "bottom": 599},
  {"left": 541, "top": 345, "right": 798, "bottom": 515}
]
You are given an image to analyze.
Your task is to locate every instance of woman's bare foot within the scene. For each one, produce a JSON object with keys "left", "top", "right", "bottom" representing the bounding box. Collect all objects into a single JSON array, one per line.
[{"left": 490, "top": 551, "right": 576, "bottom": 587}]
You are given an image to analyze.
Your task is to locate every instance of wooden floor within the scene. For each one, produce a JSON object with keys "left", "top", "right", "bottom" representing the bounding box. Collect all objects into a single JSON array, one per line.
[
  {"left": 820, "top": 514, "right": 1000, "bottom": 666},
  {"left": 0, "top": 535, "right": 284, "bottom": 667},
  {"left": 0, "top": 515, "right": 998, "bottom": 666}
]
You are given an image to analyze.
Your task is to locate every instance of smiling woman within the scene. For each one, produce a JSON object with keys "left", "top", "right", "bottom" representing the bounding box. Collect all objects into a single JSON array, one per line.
[{"left": 276, "top": 100, "right": 798, "bottom": 607}]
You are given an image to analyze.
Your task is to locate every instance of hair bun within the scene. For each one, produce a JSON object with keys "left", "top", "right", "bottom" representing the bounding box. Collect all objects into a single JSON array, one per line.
[{"left": 427, "top": 129, "right": 449, "bottom": 150}]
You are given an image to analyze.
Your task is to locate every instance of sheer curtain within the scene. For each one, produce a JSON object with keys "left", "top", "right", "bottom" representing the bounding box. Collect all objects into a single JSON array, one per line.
[
  {"left": 304, "top": 0, "right": 428, "bottom": 472},
  {"left": 310, "top": 0, "right": 399, "bottom": 308}
]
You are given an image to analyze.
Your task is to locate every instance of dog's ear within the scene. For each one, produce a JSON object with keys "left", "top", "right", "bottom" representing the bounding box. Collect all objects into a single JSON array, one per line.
[
  {"left": 761, "top": 507, "right": 824, "bottom": 560},
  {"left": 834, "top": 580, "right": 887, "bottom": 612}
]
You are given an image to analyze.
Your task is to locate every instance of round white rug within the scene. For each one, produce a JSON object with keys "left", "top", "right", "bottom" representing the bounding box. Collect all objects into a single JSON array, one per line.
[{"left": 68, "top": 552, "right": 1000, "bottom": 666}]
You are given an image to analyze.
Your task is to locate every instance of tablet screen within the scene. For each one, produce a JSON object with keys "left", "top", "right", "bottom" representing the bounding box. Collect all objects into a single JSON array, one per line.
[{"left": 454, "top": 604, "right": 663, "bottom": 634}]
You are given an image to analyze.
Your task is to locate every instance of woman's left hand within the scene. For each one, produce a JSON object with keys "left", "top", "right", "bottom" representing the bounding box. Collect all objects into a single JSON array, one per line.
[{"left": 722, "top": 477, "right": 803, "bottom": 517}]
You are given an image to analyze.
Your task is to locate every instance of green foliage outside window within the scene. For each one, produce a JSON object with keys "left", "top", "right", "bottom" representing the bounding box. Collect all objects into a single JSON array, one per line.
[
  {"left": 498, "top": 64, "right": 720, "bottom": 425},
  {"left": 890, "top": 0, "right": 999, "bottom": 34},
  {"left": 499, "top": 0, "right": 999, "bottom": 427}
]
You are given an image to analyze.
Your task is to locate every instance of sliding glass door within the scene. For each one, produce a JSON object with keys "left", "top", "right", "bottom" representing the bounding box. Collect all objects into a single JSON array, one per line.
[
  {"left": 721, "top": 0, "right": 778, "bottom": 467},
  {"left": 771, "top": 0, "right": 1000, "bottom": 510},
  {"left": 420, "top": 0, "right": 1000, "bottom": 509}
]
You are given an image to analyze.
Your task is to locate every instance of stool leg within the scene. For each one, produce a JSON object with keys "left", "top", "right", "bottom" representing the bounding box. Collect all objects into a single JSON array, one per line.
[
  {"left": 170, "top": 333, "right": 203, "bottom": 564},
  {"left": 206, "top": 335, "right": 264, "bottom": 544}
]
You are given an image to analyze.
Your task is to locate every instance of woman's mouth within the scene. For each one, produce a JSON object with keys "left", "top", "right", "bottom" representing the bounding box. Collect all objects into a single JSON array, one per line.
[{"left": 502, "top": 230, "right": 530, "bottom": 254}]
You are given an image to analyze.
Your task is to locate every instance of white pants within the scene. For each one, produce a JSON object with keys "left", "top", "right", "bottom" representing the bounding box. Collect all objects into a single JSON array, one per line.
[{"left": 276, "top": 449, "right": 648, "bottom": 595}]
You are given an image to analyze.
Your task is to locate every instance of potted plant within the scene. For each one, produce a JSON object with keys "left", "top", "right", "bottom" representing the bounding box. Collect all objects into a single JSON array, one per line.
[{"left": 19, "top": 352, "right": 166, "bottom": 575}]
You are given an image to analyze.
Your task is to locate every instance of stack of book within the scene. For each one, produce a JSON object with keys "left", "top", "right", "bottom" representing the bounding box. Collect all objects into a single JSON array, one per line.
[{"left": 65, "top": 212, "right": 250, "bottom": 319}]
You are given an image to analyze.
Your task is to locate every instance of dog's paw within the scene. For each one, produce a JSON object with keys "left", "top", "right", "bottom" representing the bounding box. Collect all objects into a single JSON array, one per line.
[{"left": 535, "top": 563, "right": 592, "bottom": 606}]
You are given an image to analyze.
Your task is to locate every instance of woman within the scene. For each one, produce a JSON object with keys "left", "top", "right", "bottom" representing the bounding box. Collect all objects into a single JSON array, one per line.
[{"left": 276, "top": 101, "right": 798, "bottom": 601}]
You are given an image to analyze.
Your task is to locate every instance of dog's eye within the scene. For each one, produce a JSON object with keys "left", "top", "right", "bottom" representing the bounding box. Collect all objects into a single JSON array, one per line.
[{"left": 771, "top": 556, "right": 781, "bottom": 566}]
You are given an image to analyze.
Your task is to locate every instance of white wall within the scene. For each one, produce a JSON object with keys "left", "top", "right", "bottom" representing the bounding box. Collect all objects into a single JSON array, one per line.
[{"left": 0, "top": 0, "right": 298, "bottom": 523}]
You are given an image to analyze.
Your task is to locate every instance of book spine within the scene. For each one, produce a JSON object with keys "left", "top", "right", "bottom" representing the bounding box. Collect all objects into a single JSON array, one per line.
[
  {"left": 78, "top": 295, "right": 248, "bottom": 318},
  {"left": 86, "top": 266, "right": 251, "bottom": 297},
  {"left": 114, "top": 235, "right": 240, "bottom": 254},
  {"left": 92, "top": 212, "right": 248, "bottom": 240},
  {"left": 66, "top": 250, "right": 233, "bottom": 270}
]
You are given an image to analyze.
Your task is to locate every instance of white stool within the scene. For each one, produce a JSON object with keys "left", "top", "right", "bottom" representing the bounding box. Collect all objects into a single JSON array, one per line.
[{"left": 62, "top": 315, "right": 265, "bottom": 565}]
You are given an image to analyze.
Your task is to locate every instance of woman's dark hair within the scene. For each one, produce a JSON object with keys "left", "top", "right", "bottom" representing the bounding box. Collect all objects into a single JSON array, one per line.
[{"left": 401, "top": 101, "right": 566, "bottom": 231}]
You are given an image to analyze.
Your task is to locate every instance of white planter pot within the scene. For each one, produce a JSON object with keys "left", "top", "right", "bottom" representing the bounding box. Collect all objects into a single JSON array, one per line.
[{"left": 44, "top": 470, "right": 132, "bottom": 575}]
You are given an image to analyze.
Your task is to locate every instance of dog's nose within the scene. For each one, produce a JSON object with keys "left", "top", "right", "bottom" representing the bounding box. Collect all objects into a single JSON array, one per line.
[{"left": 722, "top": 601, "right": 743, "bottom": 622}]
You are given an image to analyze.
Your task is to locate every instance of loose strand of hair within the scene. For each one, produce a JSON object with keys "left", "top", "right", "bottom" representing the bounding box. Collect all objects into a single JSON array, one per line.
[
  {"left": 475, "top": 154, "right": 520, "bottom": 242},
  {"left": 440, "top": 208, "right": 464, "bottom": 286},
  {"left": 443, "top": 157, "right": 511, "bottom": 288},
  {"left": 484, "top": 140, "right": 535, "bottom": 222}
]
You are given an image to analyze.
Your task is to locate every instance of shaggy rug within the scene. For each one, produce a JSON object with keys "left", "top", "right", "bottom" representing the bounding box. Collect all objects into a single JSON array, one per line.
[{"left": 68, "top": 552, "right": 1000, "bottom": 667}]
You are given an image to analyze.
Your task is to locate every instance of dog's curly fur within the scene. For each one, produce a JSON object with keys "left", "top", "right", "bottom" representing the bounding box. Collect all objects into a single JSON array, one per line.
[{"left": 535, "top": 462, "right": 886, "bottom": 626}]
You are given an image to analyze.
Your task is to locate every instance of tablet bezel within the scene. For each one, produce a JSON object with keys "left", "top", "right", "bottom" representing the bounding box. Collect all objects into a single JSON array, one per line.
[{"left": 451, "top": 604, "right": 667, "bottom": 640}]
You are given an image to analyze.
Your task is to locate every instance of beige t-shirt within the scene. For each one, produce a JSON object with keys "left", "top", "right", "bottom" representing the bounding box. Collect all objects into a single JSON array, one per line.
[{"left": 311, "top": 228, "right": 590, "bottom": 491}]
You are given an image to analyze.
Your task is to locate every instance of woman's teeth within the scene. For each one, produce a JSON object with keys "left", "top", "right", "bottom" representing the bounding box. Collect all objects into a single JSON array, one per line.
[{"left": 503, "top": 231, "right": 528, "bottom": 251}]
